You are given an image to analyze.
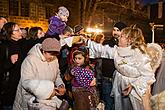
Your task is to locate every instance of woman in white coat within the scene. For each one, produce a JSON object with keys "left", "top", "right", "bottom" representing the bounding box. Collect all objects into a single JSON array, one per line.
[
  {"left": 83, "top": 26, "right": 162, "bottom": 110},
  {"left": 13, "top": 38, "right": 66, "bottom": 110}
]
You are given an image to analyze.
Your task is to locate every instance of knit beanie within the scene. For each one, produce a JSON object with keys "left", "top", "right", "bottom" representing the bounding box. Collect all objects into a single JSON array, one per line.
[
  {"left": 28, "top": 80, "right": 54, "bottom": 100},
  {"left": 113, "top": 22, "right": 127, "bottom": 31},
  {"left": 42, "top": 38, "right": 61, "bottom": 52},
  {"left": 74, "top": 25, "right": 84, "bottom": 34},
  {"left": 57, "top": 6, "right": 69, "bottom": 17}
]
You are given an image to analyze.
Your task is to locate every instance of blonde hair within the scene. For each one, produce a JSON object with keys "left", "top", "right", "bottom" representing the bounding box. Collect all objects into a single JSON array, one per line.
[
  {"left": 93, "top": 33, "right": 105, "bottom": 43},
  {"left": 121, "top": 25, "right": 147, "bottom": 54},
  {"left": 122, "top": 25, "right": 163, "bottom": 70}
]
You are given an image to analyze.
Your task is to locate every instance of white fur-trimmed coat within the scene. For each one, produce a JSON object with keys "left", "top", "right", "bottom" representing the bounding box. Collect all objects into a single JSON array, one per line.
[{"left": 87, "top": 40, "right": 162, "bottom": 110}]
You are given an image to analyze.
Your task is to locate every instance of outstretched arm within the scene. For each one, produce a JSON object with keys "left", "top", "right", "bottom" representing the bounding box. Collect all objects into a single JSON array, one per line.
[{"left": 86, "top": 39, "right": 115, "bottom": 59}]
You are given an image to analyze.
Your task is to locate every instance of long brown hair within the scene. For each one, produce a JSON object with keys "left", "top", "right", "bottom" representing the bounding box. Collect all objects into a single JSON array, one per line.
[{"left": 122, "top": 25, "right": 163, "bottom": 70}]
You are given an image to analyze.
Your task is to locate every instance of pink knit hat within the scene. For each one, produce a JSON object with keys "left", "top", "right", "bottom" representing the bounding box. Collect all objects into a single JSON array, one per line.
[{"left": 42, "top": 38, "right": 61, "bottom": 52}]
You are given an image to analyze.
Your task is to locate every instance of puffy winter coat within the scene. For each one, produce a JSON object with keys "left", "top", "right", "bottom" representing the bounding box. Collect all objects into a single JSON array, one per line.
[{"left": 13, "top": 44, "right": 64, "bottom": 110}]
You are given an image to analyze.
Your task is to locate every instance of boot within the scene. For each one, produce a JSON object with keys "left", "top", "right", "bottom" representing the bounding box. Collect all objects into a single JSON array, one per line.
[{"left": 59, "top": 99, "right": 69, "bottom": 110}]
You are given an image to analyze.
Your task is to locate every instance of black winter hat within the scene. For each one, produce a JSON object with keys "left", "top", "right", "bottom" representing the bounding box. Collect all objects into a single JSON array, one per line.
[{"left": 113, "top": 22, "right": 127, "bottom": 31}]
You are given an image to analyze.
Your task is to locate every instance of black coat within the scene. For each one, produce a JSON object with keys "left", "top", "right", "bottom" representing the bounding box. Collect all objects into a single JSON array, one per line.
[
  {"left": 0, "top": 39, "right": 24, "bottom": 105},
  {"left": 95, "top": 37, "right": 117, "bottom": 98}
]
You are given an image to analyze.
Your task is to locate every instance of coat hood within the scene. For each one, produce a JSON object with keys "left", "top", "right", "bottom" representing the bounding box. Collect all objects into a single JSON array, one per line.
[{"left": 28, "top": 43, "right": 47, "bottom": 61}]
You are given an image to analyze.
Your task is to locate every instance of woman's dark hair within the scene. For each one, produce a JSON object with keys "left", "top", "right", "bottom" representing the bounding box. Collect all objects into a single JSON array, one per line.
[
  {"left": 27, "top": 27, "right": 43, "bottom": 40},
  {"left": 1, "top": 22, "right": 17, "bottom": 40}
]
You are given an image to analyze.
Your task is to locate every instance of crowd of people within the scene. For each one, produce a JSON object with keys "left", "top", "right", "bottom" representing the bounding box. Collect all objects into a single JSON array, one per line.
[{"left": 0, "top": 6, "right": 165, "bottom": 110}]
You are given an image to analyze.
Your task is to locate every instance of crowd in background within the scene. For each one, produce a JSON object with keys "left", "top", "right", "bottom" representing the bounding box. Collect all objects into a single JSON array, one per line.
[{"left": 0, "top": 6, "right": 165, "bottom": 110}]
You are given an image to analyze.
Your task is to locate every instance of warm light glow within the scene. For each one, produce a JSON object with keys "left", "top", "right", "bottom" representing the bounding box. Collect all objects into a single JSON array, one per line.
[
  {"left": 95, "top": 28, "right": 103, "bottom": 33},
  {"left": 86, "top": 28, "right": 94, "bottom": 33},
  {"left": 86, "top": 27, "right": 103, "bottom": 33}
]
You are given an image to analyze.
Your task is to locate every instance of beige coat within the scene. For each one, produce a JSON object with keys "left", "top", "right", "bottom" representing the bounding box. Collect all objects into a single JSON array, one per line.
[{"left": 13, "top": 44, "right": 64, "bottom": 110}]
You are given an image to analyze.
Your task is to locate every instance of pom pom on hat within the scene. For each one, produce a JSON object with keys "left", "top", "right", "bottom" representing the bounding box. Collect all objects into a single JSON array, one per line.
[
  {"left": 113, "top": 22, "right": 127, "bottom": 31},
  {"left": 57, "top": 6, "right": 69, "bottom": 17},
  {"left": 28, "top": 80, "right": 54, "bottom": 100},
  {"left": 42, "top": 38, "right": 61, "bottom": 52}
]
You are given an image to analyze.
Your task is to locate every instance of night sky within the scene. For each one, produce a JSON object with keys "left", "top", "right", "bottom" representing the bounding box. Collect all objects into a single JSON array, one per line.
[{"left": 143, "top": 0, "right": 165, "bottom": 5}]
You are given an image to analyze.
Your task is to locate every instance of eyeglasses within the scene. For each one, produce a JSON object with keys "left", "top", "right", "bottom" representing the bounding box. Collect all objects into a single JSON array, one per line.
[{"left": 13, "top": 29, "right": 21, "bottom": 32}]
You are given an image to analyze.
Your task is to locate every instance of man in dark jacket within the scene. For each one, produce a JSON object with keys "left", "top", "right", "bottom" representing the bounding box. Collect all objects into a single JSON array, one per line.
[{"left": 96, "top": 22, "right": 127, "bottom": 110}]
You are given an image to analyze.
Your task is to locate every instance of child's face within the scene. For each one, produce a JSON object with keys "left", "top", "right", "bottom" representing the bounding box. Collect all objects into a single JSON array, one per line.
[
  {"left": 60, "top": 15, "right": 68, "bottom": 22},
  {"left": 74, "top": 54, "right": 85, "bottom": 66}
]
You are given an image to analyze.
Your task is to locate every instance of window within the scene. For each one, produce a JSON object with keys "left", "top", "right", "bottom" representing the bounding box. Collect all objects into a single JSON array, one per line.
[
  {"left": 46, "top": 6, "right": 54, "bottom": 19},
  {"left": 150, "top": 4, "right": 158, "bottom": 20},
  {"left": 21, "top": 0, "right": 29, "bottom": 17},
  {"left": 9, "top": 0, "right": 29, "bottom": 17},
  {"left": 9, "top": 0, "right": 19, "bottom": 16},
  {"left": 163, "top": 2, "right": 165, "bottom": 18}
]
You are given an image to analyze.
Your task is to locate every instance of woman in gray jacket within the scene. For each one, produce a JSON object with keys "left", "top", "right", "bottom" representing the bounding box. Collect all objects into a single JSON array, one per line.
[{"left": 13, "top": 38, "right": 66, "bottom": 110}]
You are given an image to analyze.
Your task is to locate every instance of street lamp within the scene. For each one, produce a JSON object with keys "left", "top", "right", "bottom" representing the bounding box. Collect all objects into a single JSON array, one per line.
[{"left": 149, "top": 22, "right": 164, "bottom": 43}]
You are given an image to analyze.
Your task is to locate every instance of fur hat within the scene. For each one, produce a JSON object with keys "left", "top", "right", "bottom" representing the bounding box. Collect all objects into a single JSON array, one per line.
[
  {"left": 57, "top": 6, "right": 69, "bottom": 17},
  {"left": 74, "top": 25, "right": 84, "bottom": 34},
  {"left": 42, "top": 38, "right": 61, "bottom": 52},
  {"left": 28, "top": 80, "right": 54, "bottom": 100},
  {"left": 147, "top": 43, "right": 163, "bottom": 71},
  {"left": 113, "top": 22, "right": 127, "bottom": 31}
]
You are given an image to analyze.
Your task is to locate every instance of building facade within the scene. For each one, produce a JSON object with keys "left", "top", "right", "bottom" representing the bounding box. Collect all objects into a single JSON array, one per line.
[
  {"left": 147, "top": 0, "right": 165, "bottom": 43},
  {"left": 0, "top": 0, "right": 80, "bottom": 32}
]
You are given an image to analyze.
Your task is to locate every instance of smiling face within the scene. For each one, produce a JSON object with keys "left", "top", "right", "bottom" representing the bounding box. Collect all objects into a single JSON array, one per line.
[
  {"left": 112, "top": 27, "right": 122, "bottom": 38},
  {"left": 37, "top": 29, "right": 45, "bottom": 38},
  {"left": 118, "top": 33, "right": 129, "bottom": 47},
  {"left": 60, "top": 15, "right": 68, "bottom": 22}
]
